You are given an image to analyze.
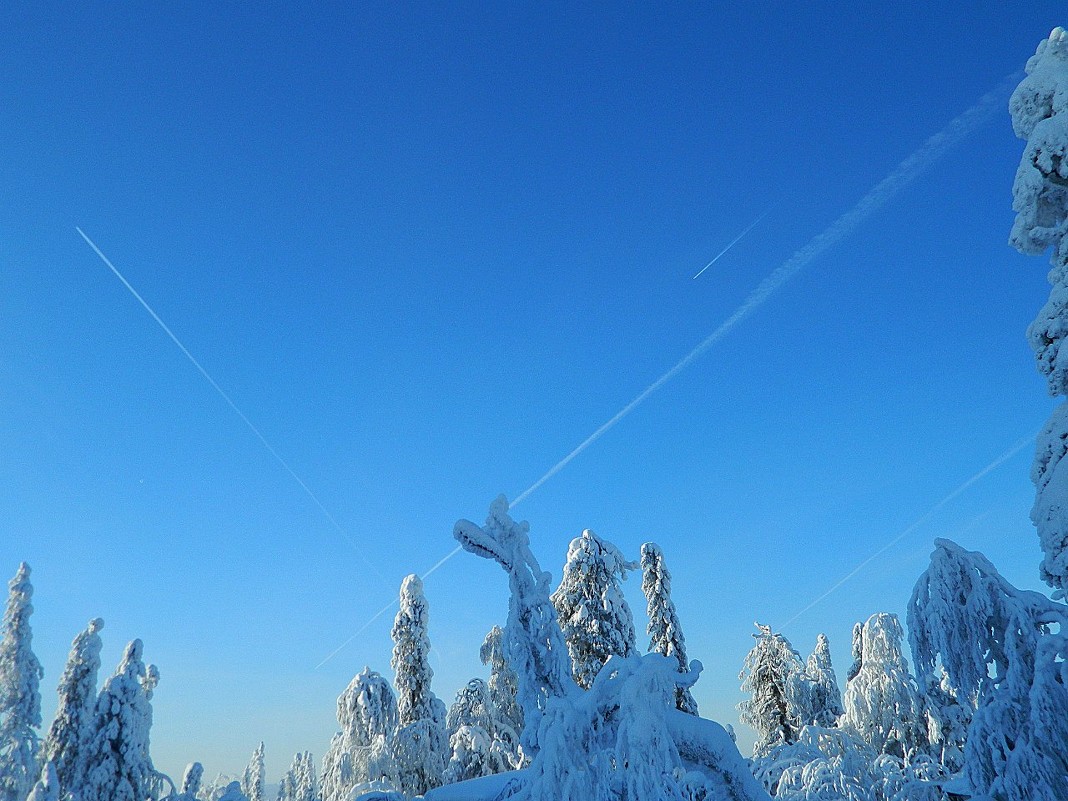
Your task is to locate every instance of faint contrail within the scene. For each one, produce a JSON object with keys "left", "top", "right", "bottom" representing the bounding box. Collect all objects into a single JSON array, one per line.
[
  {"left": 75, "top": 227, "right": 387, "bottom": 584},
  {"left": 692, "top": 208, "right": 773, "bottom": 280},
  {"left": 781, "top": 433, "right": 1035, "bottom": 629},
  {"left": 316, "top": 73, "right": 1018, "bottom": 668}
]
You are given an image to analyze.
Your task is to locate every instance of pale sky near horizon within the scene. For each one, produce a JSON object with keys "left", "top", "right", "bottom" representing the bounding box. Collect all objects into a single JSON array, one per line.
[{"left": 2, "top": 3, "right": 1065, "bottom": 782}]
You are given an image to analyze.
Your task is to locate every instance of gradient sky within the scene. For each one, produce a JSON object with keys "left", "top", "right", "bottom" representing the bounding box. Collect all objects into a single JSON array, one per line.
[{"left": 2, "top": 2, "right": 1065, "bottom": 784}]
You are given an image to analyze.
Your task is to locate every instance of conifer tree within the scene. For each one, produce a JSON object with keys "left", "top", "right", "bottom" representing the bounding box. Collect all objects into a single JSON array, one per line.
[
  {"left": 640, "top": 542, "right": 698, "bottom": 715},
  {"left": 738, "top": 623, "right": 805, "bottom": 756},
  {"left": 479, "top": 626, "right": 523, "bottom": 752},
  {"left": 0, "top": 562, "right": 44, "bottom": 801},
  {"left": 241, "top": 743, "right": 265, "bottom": 801},
  {"left": 180, "top": 763, "right": 204, "bottom": 800},
  {"left": 81, "top": 640, "right": 159, "bottom": 801},
  {"left": 551, "top": 529, "right": 638, "bottom": 689},
  {"left": 841, "top": 613, "right": 926, "bottom": 760},
  {"left": 43, "top": 618, "right": 104, "bottom": 796},
  {"left": 801, "top": 633, "right": 844, "bottom": 728},
  {"left": 390, "top": 575, "right": 445, "bottom": 796},
  {"left": 321, "top": 668, "right": 398, "bottom": 801}
]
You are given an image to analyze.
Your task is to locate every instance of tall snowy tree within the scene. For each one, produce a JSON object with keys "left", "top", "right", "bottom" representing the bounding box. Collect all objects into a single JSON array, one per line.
[
  {"left": 800, "top": 633, "right": 844, "bottom": 728},
  {"left": 551, "top": 529, "right": 638, "bottom": 689},
  {"left": 81, "top": 639, "right": 159, "bottom": 801},
  {"left": 840, "top": 613, "right": 926, "bottom": 760},
  {"left": 738, "top": 624, "right": 806, "bottom": 756},
  {"left": 42, "top": 618, "right": 104, "bottom": 796},
  {"left": 454, "top": 497, "right": 576, "bottom": 758},
  {"left": 478, "top": 626, "right": 523, "bottom": 756},
  {"left": 320, "top": 668, "right": 398, "bottom": 801},
  {"left": 640, "top": 542, "right": 699, "bottom": 715},
  {"left": 0, "top": 562, "right": 44, "bottom": 801},
  {"left": 846, "top": 622, "right": 863, "bottom": 684},
  {"left": 241, "top": 743, "right": 265, "bottom": 801},
  {"left": 909, "top": 538, "right": 1068, "bottom": 799},
  {"left": 1011, "top": 26, "right": 1068, "bottom": 600},
  {"left": 390, "top": 575, "right": 445, "bottom": 796}
]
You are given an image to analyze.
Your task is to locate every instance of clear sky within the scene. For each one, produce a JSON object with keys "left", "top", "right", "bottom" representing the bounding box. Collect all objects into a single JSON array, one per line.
[{"left": 2, "top": 2, "right": 1065, "bottom": 784}]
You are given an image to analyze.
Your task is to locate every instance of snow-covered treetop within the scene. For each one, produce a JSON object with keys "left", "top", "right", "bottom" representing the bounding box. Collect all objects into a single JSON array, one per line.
[
  {"left": 0, "top": 561, "right": 44, "bottom": 734},
  {"left": 841, "top": 613, "right": 926, "bottom": 759},
  {"left": 1011, "top": 28, "right": 1068, "bottom": 257},
  {"left": 391, "top": 575, "right": 437, "bottom": 728},
  {"left": 640, "top": 542, "right": 698, "bottom": 715},
  {"left": 338, "top": 667, "right": 398, "bottom": 746},
  {"left": 909, "top": 538, "right": 1068, "bottom": 707},
  {"left": 181, "top": 763, "right": 203, "bottom": 797},
  {"left": 454, "top": 496, "right": 575, "bottom": 755},
  {"left": 551, "top": 529, "right": 638, "bottom": 689}
]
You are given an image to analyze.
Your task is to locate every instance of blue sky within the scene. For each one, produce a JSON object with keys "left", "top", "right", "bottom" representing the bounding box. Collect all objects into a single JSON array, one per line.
[{"left": 1, "top": 2, "right": 1064, "bottom": 782}]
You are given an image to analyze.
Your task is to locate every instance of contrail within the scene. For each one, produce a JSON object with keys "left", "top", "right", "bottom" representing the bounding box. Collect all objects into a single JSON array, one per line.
[
  {"left": 75, "top": 227, "right": 387, "bottom": 584},
  {"left": 316, "top": 73, "right": 1018, "bottom": 668},
  {"left": 512, "top": 74, "right": 1017, "bottom": 507},
  {"left": 692, "top": 208, "right": 773, "bottom": 280},
  {"left": 781, "top": 433, "right": 1035, "bottom": 629}
]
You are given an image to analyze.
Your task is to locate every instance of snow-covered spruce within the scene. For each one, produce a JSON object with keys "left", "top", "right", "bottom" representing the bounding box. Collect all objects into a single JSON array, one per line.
[
  {"left": 240, "top": 742, "right": 265, "bottom": 801},
  {"left": 80, "top": 639, "right": 162, "bottom": 801},
  {"left": 738, "top": 623, "right": 806, "bottom": 757},
  {"left": 640, "top": 542, "right": 699, "bottom": 715},
  {"left": 1010, "top": 26, "right": 1068, "bottom": 598},
  {"left": 909, "top": 538, "right": 1068, "bottom": 799},
  {"left": 551, "top": 529, "right": 638, "bottom": 690},
  {"left": 178, "top": 762, "right": 204, "bottom": 801},
  {"left": 442, "top": 678, "right": 518, "bottom": 783},
  {"left": 321, "top": 668, "right": 399, "bottom": 801},
  {"left": 390, "top": 574, "right": 446, "bottom": 797},
  {"left": 0, "top": 562, "right": 44, "bottom": 801},
  {"left": 42, "top": 617, "right": 104, "bottom": 796},
  {"left": 840, "top": 613, "right": 926, "bottom": 761},
  {"left": 216, "top": 780, "right": 249, "bottom": 801},
  {"left": 453, "top": 497, "right": 576, "bottom": 757},
  {"left": 478, "top": 625, "right": 524, "bottom": 766},
  {"left": 799, "top": 634, "right": 843, "bottom": 729}
]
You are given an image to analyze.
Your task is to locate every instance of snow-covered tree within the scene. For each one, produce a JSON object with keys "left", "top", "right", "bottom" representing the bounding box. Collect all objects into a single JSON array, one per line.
[
  {"left": 799, "top": 634, "right": 843, "bottom": 729},
  {"left": 42, "top": 617, "right": 104, "bottom": 796},
  {"left": 240, "top": 743, "right": 264, "bottom": 801},
  {"left": 454, "top": 497, "right": 576, "bottom": 758},
  {"left": 846, "top": 623, "right": 863, "bottom": 684},
  {"left": 479, "top": 625, "right": 523, "bottom": 763},
  {"left": 390, "top": 574, "right": 445, "bottom": 796},
  {"left": 0, "top": 562, "right": 44, "bottom": 801},
  {"left": 278, "top": 753, "right": 316, "bottom": 801},
  {"left": 640, "top": 542, "right": 699, "bottom": 715},
  {"left": 1010, "top": 26, "right": 1068, "bottom": 598},
  {"left": 441, "top": 678, "right": 517, "bottom": 783},
  {"left": 81, "top": 639, "right": 160, "bottom": 801},
  {"left": 321, "top": 668, "right": 398, "bottom": 801},
  {"left": 909, "top": 538, "right": 1068, "bottom": 799},
  {"left": 738, "top": 624, "right": 806, "bottom": 756},
  {"left": 25, "top": 762, "right": 59, "bottom": 801},
  {"left": 179, "top": 762, "right": 204, "bottom": 801},
  {"left": 551, "top": 529, "right": 638, "bottom": 690},
  {"left": 840, "top": 613, "right": 925, "bottom": 760}
]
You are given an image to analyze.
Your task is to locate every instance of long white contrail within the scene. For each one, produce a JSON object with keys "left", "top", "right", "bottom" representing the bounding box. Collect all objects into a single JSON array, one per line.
[
  {"left": 692, "top": 208, "right": 773, "bottom": 280},
  {"left": 781, "top": 433, "right": 1035, "bottom": 629},
  {"left": 76, "top": 227, "right": 387, "bottom": 584},
  {"left": 316, "top": 73, "right": 1018, "bottom": 668}
]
